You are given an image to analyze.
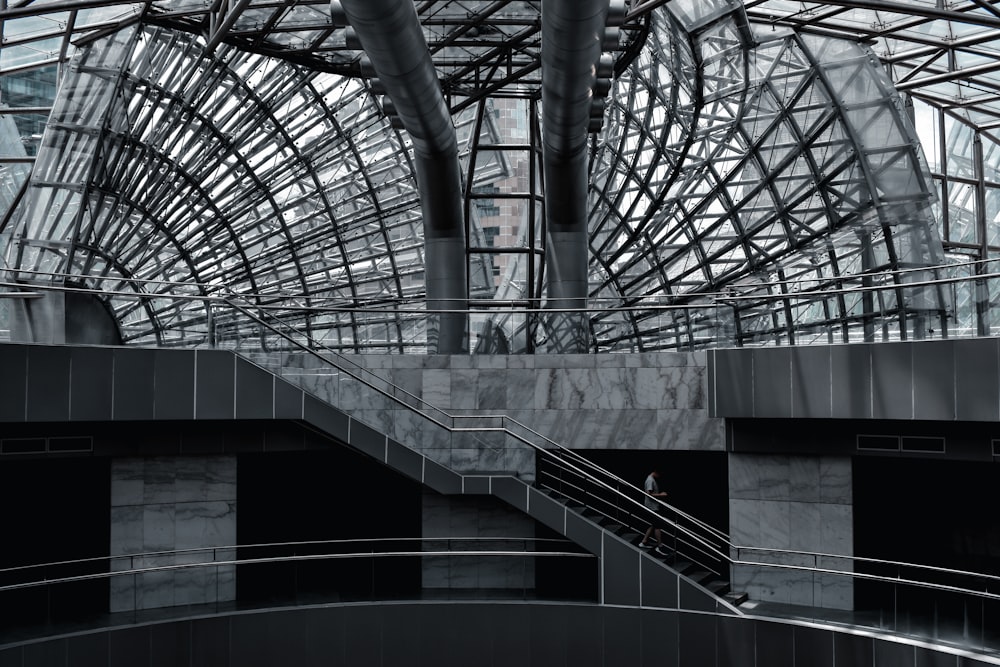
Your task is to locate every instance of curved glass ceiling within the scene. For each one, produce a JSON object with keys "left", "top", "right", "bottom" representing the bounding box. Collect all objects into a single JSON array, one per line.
[{"left": 0, "top": 1, "right": 998, "bottom": 351}]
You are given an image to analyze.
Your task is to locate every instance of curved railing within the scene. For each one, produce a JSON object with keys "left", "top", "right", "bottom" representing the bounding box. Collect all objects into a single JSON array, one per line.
[{"left": 0, "top": 538, "right": 596, "bottom": 643}]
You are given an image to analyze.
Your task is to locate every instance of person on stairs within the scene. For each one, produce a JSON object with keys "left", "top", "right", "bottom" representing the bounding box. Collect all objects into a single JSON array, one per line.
[{"left": 639, "top": 467, "right": 668, "bottom": 553}]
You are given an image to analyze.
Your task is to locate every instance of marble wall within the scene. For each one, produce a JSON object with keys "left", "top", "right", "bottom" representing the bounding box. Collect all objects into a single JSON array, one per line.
[
  {"left": 728, "top": 454, "right": 854, "bottom": 610},
  {"left": 272, "top": 352, "right": 724, "bottom": 475},
  {"left": 421, "top": 492, "right": 537, "bottom": 591},
  {"left": 110, "top": 456, "right": 237, "bottom": 612}
]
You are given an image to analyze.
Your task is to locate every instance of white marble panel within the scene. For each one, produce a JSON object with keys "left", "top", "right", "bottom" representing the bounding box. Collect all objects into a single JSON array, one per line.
[
  {"left": 631, "top": 369, "right": 666, "bottom": 410},
  {"left": 814, "top": 572, "right": 853, "bottom": 610},
  {"left": 419, "top": 448, "right": 452, "bottom": 470},
  {"left": 789, "top": 502, "right": 823, "bottom": 552},
  {"left": 448, "top": 448, "right": 480, "bottom": 472},
  {"left": 174, "top": 551, "right": 211, "bottom": 605},
  {"left": 111, "top": 459, "right": 145, "bottom": 506},
  {"left": 758, "top": 499, "right": 792, "bottom": 549},
  {"left": 421, "top": 555, "right": 451, "bottom": 588},
  {"left": 516, "top": 408, "right": 570, "bottom": 447},
  {"left": 390, "top": 409, "right": 453, "bottom": 451},
  {"left": 733, "top": 564, "right": 815, "bottom": 606},
  {"left": 729, "top": 498, "right": 762, "bottom": 546},
  {"left": 476, "top": 370, "right": 508, "bottom": 410},
  {"left": 353, "top": 354, "right": 391, "bottom": 370},
  {"left": 420, "top": 355, "right": 453, "bottom": 370},
  {"left": 137, "top": 565, "right": 175, "bottom": 610},
  {"left": 143, "top": 459, "right": 177, "bottom": 504},
  {"left": 110, "top": 455, "right": 237, "bottom": 612},
  {"left": 175, "top": 501, "right": 236, "bottom": 550},
  {"left": 594, "top": 355, "right": 627, "bottom": 369},
  {"left": 446, "top": 355, "right": 474, "bottom": 370},
  {"left": 293, "top": 367, "right": 339, "bottom": 406},
  {"left": 600, "top": 410, "right": 659, "bottom": 450},
  {"left": 337, "top": 377, "right": 388, "bottom": 412},
  {"left": 789, "top": 457, "right": 821, "bottom": 502},
  {"left": 820, "top": 503, "right": 853, "bottom": 557},
  {"left": 203, "top": 457, "right": 237, "bottom": 501},
  {"left": 475, "top": 445, "right": 510, "bottom": 474},
  {"left": 110, "top": 506, "right": 143, "bottom": 553},
  {"left": 143, "top": 504, "right": 176, "bottom": 551},
  {"left": 505, "top": 355, "right": 535, "bottom": 369},
  {"left": 649, "top": 367, "right": 706, "bottom": 410},
  {"left": 534, "top": 354, "right": 594, "bottom": 369},
  {"left": 819, "top": 457, "right": 852, "bottom": 505},
  {"left": 469, "top": 355, "right": 508, "bottom": 370},
  {"left": 449, "top": 555, "right": 481, "bottom": 588},
  {"left": 389, "top": 368, "right": 423, "bottom": 401},
  {"left": 655, "top": 410, "right": 724, "bottom": 451},
  {"left": 728, "top": 455, "right": 761, "bottom": 500},
  {"left": 504, "top": 369, "right": 537, "bottom": 411},
  {"left": 478, "top": 555, "right": 532, "bottom": 588},
  {"left": 174, "top": 458, "right": 207, "bottom": 504},
  {"left": 503, "top": 448, "right": 536, "bottom": 481},
  {"left": 349, "top": 409, "right": 395, "bottom": 443},
  {"left": 385, "top": 355, "right": 426, "bottom": 369},
  {"left": 110, "top": 571, "right": 138, "bottom": 613},
  {"left": 589, "top": 368, "right": 631, "bottom": 410},
  {"left": 422, "top": 369, "right": 451, "bottom": 407},
  {"left": 217, "top": 565, "right": 236, "bottom": 602},
  {"left": 757, "top": 456, "right": 790, "bottom": 500},
  {"left": 450, "top": 370, "right": 478, "bottom": 410}
]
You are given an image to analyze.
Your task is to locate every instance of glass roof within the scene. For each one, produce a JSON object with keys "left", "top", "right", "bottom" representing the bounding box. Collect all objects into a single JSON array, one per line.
[{"left": 0, "top": 0, "right": 998, "bottom": 351}]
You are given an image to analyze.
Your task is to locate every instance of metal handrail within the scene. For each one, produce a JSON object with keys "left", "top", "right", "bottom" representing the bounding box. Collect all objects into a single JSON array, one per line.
[
  {"left": 0, "top": 537, "right": 578, "bottom": 577},
  {"left": 730, "top": 560, "right": 1000, "bottom": 604},
  {"left": 225, "top": 296, "right": 729, "bottom": 575},
  {"left": 222, "top": 297, "right": 1000, "bottom": 605},
  {"left": 735, "top": 545, "right": 1000, "bottom": 588},
  {"left": 0, "top": 548, "right": 595, "bottom": 594},
  {"left": 3, "top": 288, "right": 997, "bottom": 612}
]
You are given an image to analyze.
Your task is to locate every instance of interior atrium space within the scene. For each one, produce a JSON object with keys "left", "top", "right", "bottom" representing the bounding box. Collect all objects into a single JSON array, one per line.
[{"left": 1, "top": 1, "right": 999, "bottom": 666}]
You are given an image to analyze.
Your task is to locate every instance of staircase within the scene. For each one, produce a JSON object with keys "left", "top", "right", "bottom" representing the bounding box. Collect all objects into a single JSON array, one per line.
[
  {"left": 533, "top": 463, "right": 748, "bottom": 609},
  {"left": 221, "top": 297, "right": 748, "bottom": 612}
]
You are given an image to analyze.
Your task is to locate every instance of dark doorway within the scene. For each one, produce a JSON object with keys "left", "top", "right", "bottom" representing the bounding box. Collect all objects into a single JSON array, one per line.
[
  {"left": 854, "top": 456, "right": 1000, "bottom": 643},
  {"left": 237, "top": 446, "right": 422, "bottom": 604},
  {"left": 0, "top": 456, "right": 110, "bottom": 629}
]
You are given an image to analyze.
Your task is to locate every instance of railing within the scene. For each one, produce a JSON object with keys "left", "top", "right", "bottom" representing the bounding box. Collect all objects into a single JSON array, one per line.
[
  {"left": 2, "top": 283, "right": 999, "bottom": 654},
  {"left": 732, "top": 545, "right": 1000, "bottom": 655},
  {"left": 5, "top": 258, "right": 1000, "bottom": 352},
  {"left": 219, "top": 296, "right": 733, "bottom": 585},
  {"left": 218, "top": 297, "right": 1000, "bottom": 655},
  {"left": 0, "top": 538, "right": 596, "bottom": 643}
]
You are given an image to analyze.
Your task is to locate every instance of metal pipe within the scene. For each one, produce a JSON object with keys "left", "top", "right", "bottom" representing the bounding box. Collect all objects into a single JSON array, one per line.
[
  {"left": 540, "top": 0, "right": 610, "bottom": 351},
  {"left": 336, "top": 0, "right": 467, "bottom": 353}
]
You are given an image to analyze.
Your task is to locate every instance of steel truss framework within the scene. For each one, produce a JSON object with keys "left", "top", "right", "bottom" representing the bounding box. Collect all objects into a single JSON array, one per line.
[{"left": 0, "top": 0, "right": 996, "bottom": 351}]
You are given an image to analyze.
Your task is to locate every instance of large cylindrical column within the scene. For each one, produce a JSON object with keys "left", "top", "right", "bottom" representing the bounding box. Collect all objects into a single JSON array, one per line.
[
  {"left": 540, "top": 0, "right": 610, "bottom": 352},
  {"left": 337, "top": 0, "right": 467, "bottom": 353}
]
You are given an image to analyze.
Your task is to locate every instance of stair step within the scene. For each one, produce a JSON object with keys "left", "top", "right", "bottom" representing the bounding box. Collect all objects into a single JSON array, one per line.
[
  {"left": 724, "top": 591, "right": 749, "bottom": 606},
  {"left": 686, "top": 570, "right": 715, "bottom": 585},
  {"left": 706, "top": 580, "right": 730, "bottom": 596},
  {"left": 671, "top": 559, "right": 696, "bottom": 574}
]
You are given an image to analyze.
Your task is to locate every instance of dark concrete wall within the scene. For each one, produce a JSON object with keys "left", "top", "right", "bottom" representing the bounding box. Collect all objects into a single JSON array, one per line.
[{"left": 709, "top": 339, "right": 1000, "bottom": 423}]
